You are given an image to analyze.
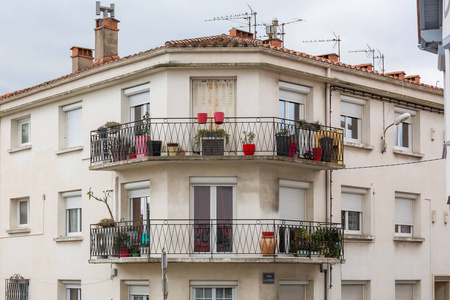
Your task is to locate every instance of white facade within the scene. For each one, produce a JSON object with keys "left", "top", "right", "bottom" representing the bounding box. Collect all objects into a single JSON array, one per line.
[{"left": 0, "top": 18, "right": 447, "bottom": 300}]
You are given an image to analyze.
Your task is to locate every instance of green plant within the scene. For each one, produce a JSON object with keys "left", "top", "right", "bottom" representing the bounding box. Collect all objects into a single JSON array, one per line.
[
  {"left": 195, "top": 129, "right": 230, "bottom": 146},
  {"left": 103, "top": 121, "right": 121, "bottom": 134},
  {"left": 289, "top": 227, "right": 310, "bottom": 254},
  {"left": 136, "top": 112, "right": 151, "bottom": 136},
  {"left": 87, "top": 188, "right": 115, "bottom": 222},
  {"left": 311, "top": 120, "right": 323, "bottom": 131},
  {"left": 98, "top": 218, "right": 116, "bottom": 228},
  {"left": 276, "top": 128, "right": 289, "bottom": 136},
  {"left": 115, "top": 231, "right": 130, "bottom": 249},
  {"left": 130, "top": 243, "right": 140, "bottom": 256},
  {"left": 241, "top": 131, "right": 256, "bottom": 144},
  {"left": 130, "top": 146, "right": 136, "bottom": 153}
]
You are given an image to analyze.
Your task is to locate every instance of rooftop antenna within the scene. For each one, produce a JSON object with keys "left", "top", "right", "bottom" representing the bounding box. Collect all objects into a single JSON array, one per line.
[
  {"left": 303, "top": 32, "right": 341, "bottom": 61},
  {"left": 242, "top": 17, "right": 301, "bottom": 46},
  {"left": 205, "top": 8, "right": 257, "bottom": 35},
  {"left": 349, "top": 44, "right": 376, "bottom": 70},
  {"left": 96, "top": 1, "right": 115, "bottom": 18},
  {"left": 374, "top": 49, "right": 385, "bottom": 74},
  {"left": 247, "top": 4, "right": 258, "bottom": 38}
]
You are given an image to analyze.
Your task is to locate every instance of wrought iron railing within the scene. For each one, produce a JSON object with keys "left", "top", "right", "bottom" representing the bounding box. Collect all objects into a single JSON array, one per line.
[
  {"left": 90, "top": 219, "right": 343, "bottom": 260},
  {"left": 90, "top": 117, "right": 344, "bottom": 165}
]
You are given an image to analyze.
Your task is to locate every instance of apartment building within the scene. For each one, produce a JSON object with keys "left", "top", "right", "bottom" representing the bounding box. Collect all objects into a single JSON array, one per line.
[{"left": 0, "top": 4, "right": 447, "bottom": 300}]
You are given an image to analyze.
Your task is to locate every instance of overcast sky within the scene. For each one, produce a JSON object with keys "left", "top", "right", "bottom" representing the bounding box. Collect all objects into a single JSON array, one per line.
[{"left": 0, "top": 0, "right": 443, "bottom": 95}]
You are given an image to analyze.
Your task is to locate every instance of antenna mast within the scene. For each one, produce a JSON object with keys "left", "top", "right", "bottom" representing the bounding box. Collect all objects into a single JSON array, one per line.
[
  {"left": 349, "top": 44, "right": 385, "bottom": 73},
  {"left": 205, "top": 7, "right": 257, "bottom": 36},
  {"left": 303, "top": 33, "right": 341, "bottom": 61}
]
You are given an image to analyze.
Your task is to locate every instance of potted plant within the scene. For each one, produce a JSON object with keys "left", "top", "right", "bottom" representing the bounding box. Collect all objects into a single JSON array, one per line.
[
  {"left": 259, "top": 231, "right": 276, "bottom": 256},
  {"left": 104, "top": 121, "right": 121, "bottom": 134},
  {"left": 197, "top": 113, "right": 208, "bottom": 124},
  {"left": 241, "top": 131, "right": 256, "bottom": 155},
  {"left": 97, "top": 126, "right": 108, "bottom": 139},
  {"left": 129, "top": 146, "right": 137, "bottom": 159},
  {"left": 214, "top": 111, "right": 224, "bottom": 124},
  {"left": 311, "top": 120, "right": 323, "bottom": 132},
  {"left": 135, "top": 112, "right": 151, "bottom": 158},
  {"left": 313, "top": 146, "right": 323, "bottom": 161},
  {"left": 130, "top": 243, "right": 140, "bottom": 257},
  {"left": 178, "top": 147, "right": 186, "bottom": 156},
  {"left": 276, "top": 128, "right": 290, "bottom": 156},
  {"left": 303, "top": 150, "right": 313, "bottom": 159},
  {"left": 167, "top": 143, "right": 179, "bottom": 156},
  {"left": 116, "top": 231, "right": 130, "bottom": 257},
  {"left": 195, "top": 129, "right": 229, "bottom": 156},
  {"left": 289, "top": 227, "right": 310, "bottom": 257}
]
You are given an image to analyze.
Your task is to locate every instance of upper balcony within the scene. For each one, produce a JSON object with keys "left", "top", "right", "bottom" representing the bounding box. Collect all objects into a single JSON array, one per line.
[
  {"left": 89, "top": 219, "right": 344, "bottom": 264},
  {"left": 89, "top": 117, "right": 344, "bottom": 171}
]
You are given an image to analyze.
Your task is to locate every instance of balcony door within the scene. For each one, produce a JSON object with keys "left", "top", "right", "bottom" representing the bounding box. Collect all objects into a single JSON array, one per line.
[
  {"left": 192, "top": 183, "right": 235, "bottom": 254},
  {"left": 124, "top": 84, "right": 150, "bottom": 122}
]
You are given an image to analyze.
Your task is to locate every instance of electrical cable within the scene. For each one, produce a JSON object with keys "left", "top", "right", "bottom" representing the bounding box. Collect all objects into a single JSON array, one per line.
[{"left": 339, "top": 157, "right": 443, "bottom": 170}]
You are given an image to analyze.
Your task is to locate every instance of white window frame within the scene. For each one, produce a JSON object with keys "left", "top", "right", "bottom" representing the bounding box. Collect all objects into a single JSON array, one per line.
[
  {"left": 18, "top": 118, "right": 31, "bottom": 146},
  {"left": 279, "top": 280, "right": 309, "bottom": 300},
  {"left": 190, "top": 177, "right": 237, "bottom": 255},
  {"left": 395, "top": 192, "right": 416, "bottom": 237},
  {"left": 124, "top": 280, "right": 149, "bottom": 300},
  {"left": 279, "top": 81, "right": 310, "bottom": 122},
  {"left": 340, "top": 96, "right": 366, "bottom": 143},
  {"left": 341, "top": 187, "right": 366, "bottom": 235},
  {"left": 124, "top": 181, "right": 150, "bottom": 222},
  {"left": 124, "top": 84, "right": 150, "bottom": 122},
  {"left": 18, "top": 199, "right": 29, "bottom": 227},
  {"left": 394, "top": 107, "right": 416, "bottom": 151},
  {"left": 191, "top": 281, "right": 237, "bottom": 300},
  {"left": 63, "top": 191, "right": 82, "bottom": 236},
  {"left": 63, "top": 281, "right": 81, "bottom": 300},
  {"left": 62, "top": 102, "right": 82, "bottom": 148}
]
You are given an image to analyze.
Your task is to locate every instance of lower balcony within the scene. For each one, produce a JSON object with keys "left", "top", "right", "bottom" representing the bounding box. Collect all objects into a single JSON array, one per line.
[
  {"left": 89, "top": 117, "right": 344, "bottom": 170},
  {"left": 89, "top": 219, "right": 344, "bottom": 264}
]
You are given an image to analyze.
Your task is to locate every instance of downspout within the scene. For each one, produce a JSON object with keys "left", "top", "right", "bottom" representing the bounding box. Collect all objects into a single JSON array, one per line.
[{"left": 325, "top": 68, "right": 332, "bottom": 300}]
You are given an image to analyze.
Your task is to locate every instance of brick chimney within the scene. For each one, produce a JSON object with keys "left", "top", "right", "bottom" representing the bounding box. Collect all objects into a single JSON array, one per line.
[
  {"left": 229, "top": 28, "right": 254, "bottom": 39},
  {"left": 405, "top": 75, "right": 421, "bottom": 83},
  {"left": 94, "top": 2, "right": 119, "bottom": 65},
  {"left": 70, "top": 47, "right": 94, "bottom": 72},
  {"left": 263, "top": 17, "right": 283, "bottom": 47},
  {"left": 317, "top": 53, "right": 340, "bottom": 63},
  {"left": 386, "top": 71, "right": 406, "bottom": 80},
  {"left": 353, "top": 63, "right": 373, "bottom": 72}
]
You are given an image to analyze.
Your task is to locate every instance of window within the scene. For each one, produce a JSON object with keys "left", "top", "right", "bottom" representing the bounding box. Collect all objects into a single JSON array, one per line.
[
  {"left": 191, "top": 178, "right": 236, "bottom": 253},
  {"left": 279, "top": 280, "right": 308, "bottom": 300},
  {"left": 394, "top": 107, "right": 415, "bottom": 151},
  {"left": 192, "top": 79, "right": 236, "bottom": 119},
  {"left": 18, "top": 118, "right": 30, "bottom": 146},
  {"left": 341, "top": 281, "right": 367, "bottom": 300},
  {"left": 191, "top": 281, "right": 237, "bottom": 300},
  {"left": 63, "top": 281, "right": 81, "bottom": 300},
  {"left": 279, "top": 82, "right": 309, "bottom": 122},
  {"left": 395, "top": 281, "right": 416, "bottom": 300},
  {"left": 124, "top": 84, "right": 150, "bottom": 122},
  {"left": 124, "top": 281, "right": 149, "bottom": 300},
  {"left": 6, "top": 274, "right": 29, "bottom": 300},
  {"left": 279, "top": 180, "right": 310, "bottom": 254},
  {"left": 18, "top": 199, "right": 29, "bottom": 227},
  {"left": 63, "top": 191, "right": 82, "bottom": 236},
  {"left": 395, "top": 193, "right": 416, "bottom": 236},
  {"left": 62, "top": 102, "right": 82, "bottom": 148},
  {"left": 340, "top": 96, "right": 366, "bottom": 143},
  {"left": 123, "top": 181, "right": 150, "bottom": 222},
  {"left": 341, "top": 187, "right": 367, "bottom": 235}
]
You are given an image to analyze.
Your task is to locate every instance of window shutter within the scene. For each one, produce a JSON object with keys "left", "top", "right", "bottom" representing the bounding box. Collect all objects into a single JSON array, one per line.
[
  {"left": 129, "top": 91, "right": 150, "bottom": 107},
  {"left": 66, "top": 108, "right": 82, "bottom": 148},
  {"left": 395, "top": 197, "right": 414, "bottom": 225},
  {"left": 395, "top": 284, "right": 414, "bottom": 300},
  {"left": 66, "top": 196, "right": 81, "bottom": 209},
  {"left": 129, "top": 285, "right": 149, "bottom": 295},
  {"left": 192, "top": 79, "right": 236, "bottom": 118},
  {"left": 341, "top": 102, "right": 363, "bottom": 119},
  {"left": 279, "top": 186, "right": 306, "bottom": 221},
  {"left": 341, "top": 193, "right": 363, "bottom": 212},
  {"left": 279, "top": 284, "right": 306, "bottom": 300},
  {"left": 341, "top": 285, "right": 364, "bottom": 300}
]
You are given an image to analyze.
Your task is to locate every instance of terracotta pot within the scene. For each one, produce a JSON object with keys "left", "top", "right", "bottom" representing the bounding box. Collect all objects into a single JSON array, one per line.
[
  {"left": 167, "top": 143, "right": 179, "bottom": 156},
  {"left": 313, "top": 147, "right": 323, "bottom": 161},
  {"left": 259, "top": 231, "right": 276, "bottom": 256},
  {"left": 214, "top": 112, "right": 224, "bottom": 124},
  {"left": 243, "top": 144, "right": 255, "bottom": 156},
  {"left": 197, "top": 113, "right": 208, "bottom": 124}
]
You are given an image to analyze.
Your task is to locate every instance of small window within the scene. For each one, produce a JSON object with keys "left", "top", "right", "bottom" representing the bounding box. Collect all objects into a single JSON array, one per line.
[
  {"left": 395, "top": 193, "right": 416, "bottom": 237},
  {"left": 191, "top": 281, "right": 237, "bottom": 300},
  {"left": 124, "top": 280, "right": 149, "bottom": 300},
  {"left": 341, "top": 281, "right": 367, "bottom": 300},
  {"left": 18, "top": 118, "right": 30, "bottom": 146},
  {"left": 63, "top": 191, "right": 82, "bottom": 236},
  {"left": 394, "top": 107, "right": 415, "bottom": 151},
  {"left": 395, "top": 282, "right": 416, "bottom": 300},
  {"left": 279, "top": 280, "right": 308, "bottom": 300},
  {"left": 340, "top": 96, "right": 366, "bottom": 143},
  {"left": 66, "top": 286, "right": 81, "bottom": 300},
  {"left": 6, "top": 274, "right": 29, "bottom": 300},
  {"left": 341, "top": 187, "right": 366, "bottom": 235},
  {"left": 18, "top": 199, "right": 29, "bottom": 227},
  {"left": 62, "top": 102, "right": 82, "bottom": 149}
]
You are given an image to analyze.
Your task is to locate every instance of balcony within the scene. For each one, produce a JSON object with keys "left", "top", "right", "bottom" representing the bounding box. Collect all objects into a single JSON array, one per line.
[
  {"left": 89, "top": 219, "right": 344, "bottom": 264},
  {"left": 89, "top": 117, "right": 344, "bottom": 170}
]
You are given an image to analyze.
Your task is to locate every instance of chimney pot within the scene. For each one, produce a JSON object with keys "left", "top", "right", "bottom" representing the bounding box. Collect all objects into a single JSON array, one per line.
[
  {"left": 317, "top": 53, "right": 340, "bottom": 63},
  {"left": 386, "top": 71, "right": 406, "bottom": 80},
  {"left": 229, "top": 28, "right": 254, "bottom": 39},
  {"left": 70, "top": 46, "right": 94, "bottom": 72}
]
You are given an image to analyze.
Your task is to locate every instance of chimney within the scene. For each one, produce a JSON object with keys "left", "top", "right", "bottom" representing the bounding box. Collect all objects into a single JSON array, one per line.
[
  {"left": 229, "top": 28, "right": 254, "bottom": 39},
  {"left": 317, "top": 53, "right": 340, "bottom": 63},
  {"left": 94, "top": 2, "right": 119, "bottom": 65},
  {"left": 70, "top": 47, "right": 94, "bottom": 72},
  {"left": 353, "top": 63, "right": 373, "bottom": 72},
  {"left": 263, "top": 17, "right": 283, "bottom": 47},
  {"left": 405, "top": 75, "right": 421, "bottom": 83},
  {"left": 385, "top": 71, "right": 406, "bottom": 80}
]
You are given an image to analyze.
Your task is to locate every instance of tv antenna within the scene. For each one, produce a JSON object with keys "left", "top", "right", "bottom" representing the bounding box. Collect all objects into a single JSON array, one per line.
[
  {"left": 205, "top": 5, "right": 257, "bottom": 36},
  {"left": 303, "top": 32, "right": 341, "bottom": 61},
  {"left": 349, "top": 44, "right": 385, "bottom": 73},
  {"left": 374, "top": 49, "right": 385, "bottom": 74}
]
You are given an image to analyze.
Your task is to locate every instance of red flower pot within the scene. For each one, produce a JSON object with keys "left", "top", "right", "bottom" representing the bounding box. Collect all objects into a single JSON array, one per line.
[
  {"left": 313, "top": 147, "right": 323, "bottom": 161},
  {"left": 243, "top": 144, "right": 255, "bottom": 156},
  {"left": 288, "top": 142, "right": 297, "bottom": 158},
  {"left": 197, "top": 113, "right": 208, "bottom": 124},
  {"left": 214, "top": 112, "right": 224, "bottom": 124},
  {"left": 119, "top": 248, "right": 130, "bottom": 257}
]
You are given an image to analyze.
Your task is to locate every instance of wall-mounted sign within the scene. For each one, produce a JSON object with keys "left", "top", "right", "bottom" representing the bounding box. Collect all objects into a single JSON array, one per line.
[{"left": 263, "top": 273, "right": 275, "bottom": 284}]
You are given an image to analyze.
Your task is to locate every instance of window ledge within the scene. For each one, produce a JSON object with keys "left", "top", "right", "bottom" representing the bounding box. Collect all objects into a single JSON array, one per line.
[
  {"left": 6, "top": 227, "right": 31, "bottom": 234},
  {"left": 393, "top": 236, "right": 425, "bottom": 243},
  {"left": 55, "top": 146, "right": 84, "bottom": 155},
  {"left": 7, "top": 145, "right": 32, "bottom": 154},
  {"left": 343, "top": 141, "right": 374, "bottom": 150},
  {"left": 344, "top": 234, "right": 376, "bottom": 242},
  {"left": 393, "top": 149, "right": 424, "bottom": 158},
  {"left": 54, "top": 236, "right": 83, "bottom": 242}
]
